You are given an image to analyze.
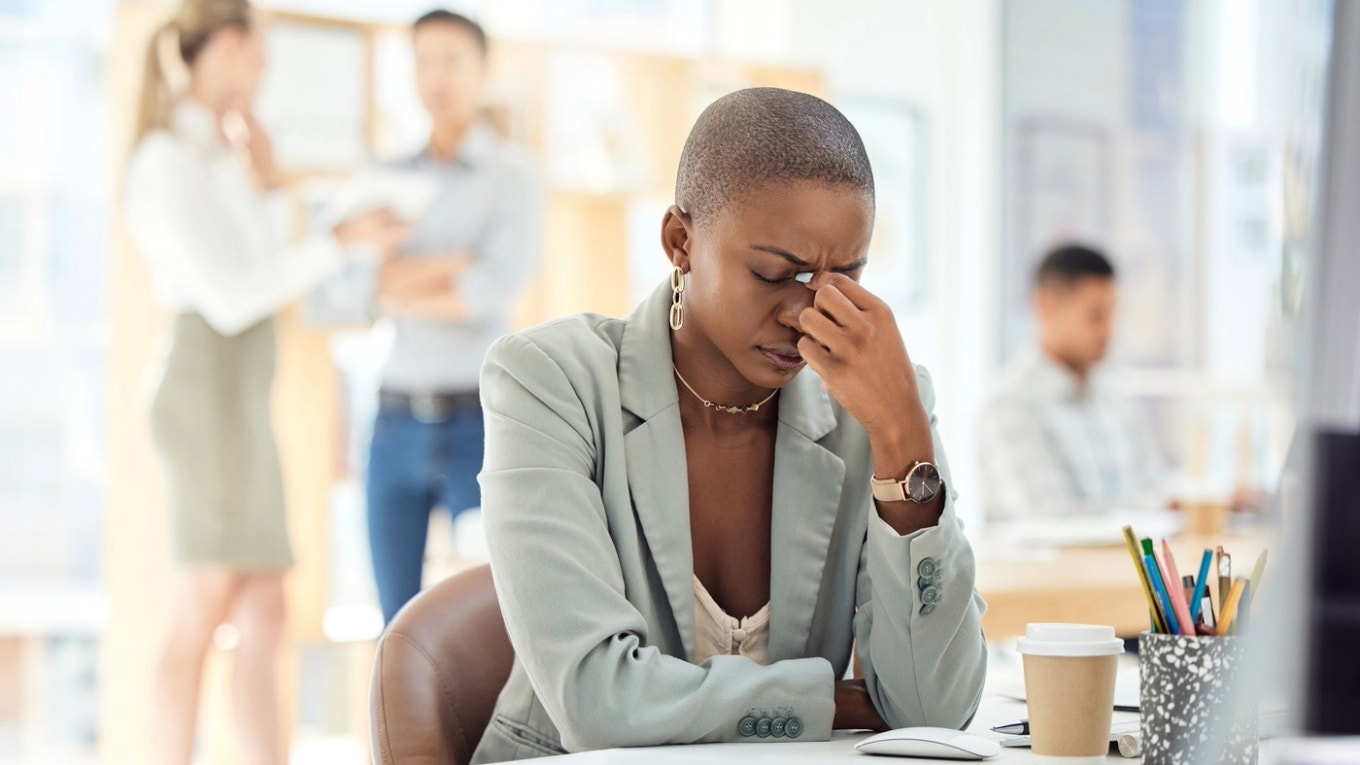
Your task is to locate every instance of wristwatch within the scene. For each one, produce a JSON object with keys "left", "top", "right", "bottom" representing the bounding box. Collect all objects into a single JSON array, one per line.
[{"left": 871, "top": 461, "right": 943, "bottom": 504}]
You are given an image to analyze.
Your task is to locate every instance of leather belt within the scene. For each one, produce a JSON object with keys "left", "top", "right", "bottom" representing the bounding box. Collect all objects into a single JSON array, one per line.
[{"left": 379, "top": 389, "right": 481, "bottom": 423}]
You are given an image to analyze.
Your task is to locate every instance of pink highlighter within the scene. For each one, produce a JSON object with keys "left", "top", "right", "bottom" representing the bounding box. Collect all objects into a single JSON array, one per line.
[{"left": 1160, "top": 540, "right": 1198, "bottom": 637}]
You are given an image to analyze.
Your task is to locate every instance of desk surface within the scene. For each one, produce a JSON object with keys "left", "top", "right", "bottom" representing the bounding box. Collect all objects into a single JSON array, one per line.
[
  {"left": 544, "top": 696, "right": 1140, "bottom": 763},
  {"left": 975, "top": 532, "right": 1272, "bottom": 640}
]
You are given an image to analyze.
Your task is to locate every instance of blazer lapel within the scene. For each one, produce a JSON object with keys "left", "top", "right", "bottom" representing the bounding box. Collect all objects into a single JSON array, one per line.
[
  {"left": 768, "top": 369, "right": 845, "bottom": 662},
  {"left": 619, "top": 283, "right": 695, "bottom": 660}
]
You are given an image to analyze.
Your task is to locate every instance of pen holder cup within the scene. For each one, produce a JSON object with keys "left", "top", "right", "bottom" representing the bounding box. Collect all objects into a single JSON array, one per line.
[{"left": 1139, "top": 631, "right": 1258, "bottom": 765}]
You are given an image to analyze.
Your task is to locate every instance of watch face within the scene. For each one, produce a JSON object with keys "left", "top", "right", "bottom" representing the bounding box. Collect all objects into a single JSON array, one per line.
[{"left": 907, "top": 463, "right": 942, "bottom": 502}]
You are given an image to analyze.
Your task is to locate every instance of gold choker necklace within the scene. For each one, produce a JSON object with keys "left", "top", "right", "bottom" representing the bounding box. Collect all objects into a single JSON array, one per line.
[{"left": 673, "top": 366, "right": 778, "bottom": 414}]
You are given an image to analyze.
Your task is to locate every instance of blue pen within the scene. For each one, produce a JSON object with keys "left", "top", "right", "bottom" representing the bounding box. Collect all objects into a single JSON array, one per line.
[
  {"left": 1145, "top": 553, "right": 1181, "bottom": 635},
  {"left": 1189, "top": 549, "right": 1213, "bottom": 623}
]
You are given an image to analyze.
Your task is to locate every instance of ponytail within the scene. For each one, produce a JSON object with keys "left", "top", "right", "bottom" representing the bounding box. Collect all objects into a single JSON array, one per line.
[{"left": 133, "top": 21, "right": 178, "bottom": 147}]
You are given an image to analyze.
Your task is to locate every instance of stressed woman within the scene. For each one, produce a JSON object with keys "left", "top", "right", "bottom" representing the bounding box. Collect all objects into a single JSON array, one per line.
[{"left": 472, "top": 88, "right": 986, "bottom": 763}]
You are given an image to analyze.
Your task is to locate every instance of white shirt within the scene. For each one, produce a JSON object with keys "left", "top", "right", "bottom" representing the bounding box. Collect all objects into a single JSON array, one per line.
[
  {"left": 977, "top": 349, "right": 1166, "bottom": 523},
  {"left": 691, "top": 576, "right": 770, "bottom": 667},
  {"left": 125, "top": 100, "right": 343, "bottom": 336}
]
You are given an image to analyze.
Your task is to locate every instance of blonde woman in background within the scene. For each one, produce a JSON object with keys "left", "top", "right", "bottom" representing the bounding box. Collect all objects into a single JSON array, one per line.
[{"left": 123, "top": 2, "right": 405, "bottom": 763}]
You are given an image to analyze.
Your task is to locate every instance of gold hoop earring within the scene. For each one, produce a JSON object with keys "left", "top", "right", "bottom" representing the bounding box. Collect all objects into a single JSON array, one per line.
[{"left": 670, "top": 266, "right": 685, "bottom": 331}]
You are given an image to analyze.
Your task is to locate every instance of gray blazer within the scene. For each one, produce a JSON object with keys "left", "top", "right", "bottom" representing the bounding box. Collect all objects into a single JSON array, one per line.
[{"left": 471, "top": 282, "right": 987, "bottom": 763}]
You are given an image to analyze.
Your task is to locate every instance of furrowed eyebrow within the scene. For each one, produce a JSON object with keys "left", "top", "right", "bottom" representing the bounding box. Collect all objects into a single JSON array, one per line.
[
  {"left": 751, "top": 245, "right": 867, "bottom": 274},
  {"left": 750, "top": 245, "right": 808, "bottom": 267},
  {"left": 832, "top": 258, "right": 868, "bottom": 273}
]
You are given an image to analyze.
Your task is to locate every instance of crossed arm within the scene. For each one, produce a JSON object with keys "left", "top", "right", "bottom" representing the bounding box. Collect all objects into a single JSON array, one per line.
[{"left": 377, "top": 252, "right": 474, "bottom": 321}]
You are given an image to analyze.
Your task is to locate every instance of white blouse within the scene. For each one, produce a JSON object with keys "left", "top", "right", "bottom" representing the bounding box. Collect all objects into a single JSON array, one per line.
[
  {"left": 124, "top": 100, "right": 343, "bottom": 336},
  {"left": 692, "top": 575, "right": 770, "bottom": 667}
]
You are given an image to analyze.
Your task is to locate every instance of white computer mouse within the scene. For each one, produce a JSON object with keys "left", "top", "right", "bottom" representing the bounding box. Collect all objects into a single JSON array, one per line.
[{"left": 854, "top": 726, "right": 1002, "bottom": 759}]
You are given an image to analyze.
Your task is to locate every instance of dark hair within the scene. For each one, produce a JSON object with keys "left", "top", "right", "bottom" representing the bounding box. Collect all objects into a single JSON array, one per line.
[
  {"left": 413, "top": 9, "right": 488, "bottom": 57},
  {"left": 675, "top": 87, "right": 874, "bottom": 226},
  {"left": 1035, "top": 244, "right": 1116, "bottom": 288}
]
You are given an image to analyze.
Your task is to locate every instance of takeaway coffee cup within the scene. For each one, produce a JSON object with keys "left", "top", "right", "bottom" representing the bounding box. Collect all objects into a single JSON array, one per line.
[{"left": 1017, "top": 623, "right": 1125, "bottom": 764}]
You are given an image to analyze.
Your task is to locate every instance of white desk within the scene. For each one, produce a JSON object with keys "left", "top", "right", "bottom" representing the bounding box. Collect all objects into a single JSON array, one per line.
[{"left": 543, "top": 696, "right": 1142, "bottom": 763}]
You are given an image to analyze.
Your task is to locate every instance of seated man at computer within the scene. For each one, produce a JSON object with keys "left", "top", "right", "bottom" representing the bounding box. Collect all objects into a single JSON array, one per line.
[{"left": 978, "top": 244, "right": 1166, "bottom": 523}]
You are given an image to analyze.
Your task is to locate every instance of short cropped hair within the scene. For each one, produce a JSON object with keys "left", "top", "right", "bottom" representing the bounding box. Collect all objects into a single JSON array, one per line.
[
  {"left": 675, "top": 87, "right": 874, "bottom": 226},
  {"left": 413, "top": 9, "right": 488, "bottom": 57},
  {"left": 1035, "top": 244, "right": 1116, "bottom": 288}
]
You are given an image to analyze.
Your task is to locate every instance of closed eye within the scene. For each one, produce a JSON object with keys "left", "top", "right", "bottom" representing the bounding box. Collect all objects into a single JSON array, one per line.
[{"left": 752, "top": 270, "right": 793, "bottom": 285}]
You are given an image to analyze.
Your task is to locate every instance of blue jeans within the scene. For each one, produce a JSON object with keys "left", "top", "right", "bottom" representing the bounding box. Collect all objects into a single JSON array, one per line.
[{"left": 366, "top": 402, "right": 485, "bottom": 625}]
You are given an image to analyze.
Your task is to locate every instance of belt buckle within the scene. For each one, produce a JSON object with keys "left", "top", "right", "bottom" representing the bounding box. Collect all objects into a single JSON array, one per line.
[{"left": 410, "top": 392, "right": 446, "bottom": 424}]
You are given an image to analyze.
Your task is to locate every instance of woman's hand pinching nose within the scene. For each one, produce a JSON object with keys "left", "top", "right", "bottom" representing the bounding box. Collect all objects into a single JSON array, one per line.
[{"left": 794, "top": 272, "right": 924, "bottom": 437}]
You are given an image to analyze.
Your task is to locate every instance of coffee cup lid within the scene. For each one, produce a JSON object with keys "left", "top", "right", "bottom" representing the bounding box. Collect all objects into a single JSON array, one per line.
[{"left": 1016, "top": 623, "right": 1125, "bottom": 657}]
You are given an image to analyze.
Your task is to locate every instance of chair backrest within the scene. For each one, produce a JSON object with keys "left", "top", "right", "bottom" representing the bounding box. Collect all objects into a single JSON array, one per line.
[{"left": 370, "top": 564, "right": 514, "bottom": 765}]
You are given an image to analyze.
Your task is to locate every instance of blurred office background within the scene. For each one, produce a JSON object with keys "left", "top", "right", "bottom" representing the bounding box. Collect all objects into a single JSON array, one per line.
[{"left": 0, "top": 0, "right": 1334, "bottom": 762}]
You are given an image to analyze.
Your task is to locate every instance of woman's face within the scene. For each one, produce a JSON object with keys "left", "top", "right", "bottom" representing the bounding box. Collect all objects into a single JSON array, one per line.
[
  {"left": 663, "top": 180, "right": 874, "bottom": 390},
  {"left": 197, "top": 11, "right": 268, "bottom": 109},
  {"left": 229, "top": 14, "right": 268, "bottom": 105}
]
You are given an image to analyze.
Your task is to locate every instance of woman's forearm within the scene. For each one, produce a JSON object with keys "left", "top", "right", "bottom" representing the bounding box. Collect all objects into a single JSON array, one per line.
[{"left": 833, "top": 679, "right": 890, "bottom": 731}]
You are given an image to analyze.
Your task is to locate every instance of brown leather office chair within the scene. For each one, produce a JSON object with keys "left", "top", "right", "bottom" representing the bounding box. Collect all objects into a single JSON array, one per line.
[{"left": 371, "top": 564, "right": 514, "bottom": 765}]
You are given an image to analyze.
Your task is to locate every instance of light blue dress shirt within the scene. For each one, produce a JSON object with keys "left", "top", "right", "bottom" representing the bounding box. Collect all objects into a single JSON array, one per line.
[{"left": 371, "top": 123, "right": 543, "bottom": 393}]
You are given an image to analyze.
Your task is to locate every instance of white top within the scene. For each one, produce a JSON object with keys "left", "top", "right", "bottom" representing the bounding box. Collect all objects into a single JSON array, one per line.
[
  {"left": 977, "top": 350, "right": 1166, "bottom": 523},
  {"left": 124, "top": 100, "right": 343, "bottom": 336},
  {"left": 691, "top": 575, "right": 770, "bottom": 667}
]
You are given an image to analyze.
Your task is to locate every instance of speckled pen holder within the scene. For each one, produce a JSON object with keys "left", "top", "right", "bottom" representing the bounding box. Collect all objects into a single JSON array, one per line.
[{"left": 1139, "top": 631, "right": 1258, "bottom": 765}]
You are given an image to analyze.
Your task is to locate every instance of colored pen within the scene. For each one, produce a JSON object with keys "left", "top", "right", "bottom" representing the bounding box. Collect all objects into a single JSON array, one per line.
[
  {"left": 1123, "top": 526, "right": 1168, "bottom": 633},
  {"left": 1143, "top": 539, "right": 1180, "bottom": 635},
  {"left": 1217, "top": 577, "right": 1248, "bottom": 635},
  {"left": 992, "top": 720, "right": 1029, "bottom": 735},
  {"left": 1161, "top": 540, "right": 1197, "bottom": 636},
  {"left": 1189, "top": 549, "right": 1213, "bottom": 623}
]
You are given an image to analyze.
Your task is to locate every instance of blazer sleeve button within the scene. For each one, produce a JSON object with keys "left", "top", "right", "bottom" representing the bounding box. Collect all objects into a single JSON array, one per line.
[
  {"left": 756, "top": 717, "right": 773, "bottom": 737},
  {"left": 785, "top": 717, "right": 804, "bottom": 738},
  {"left": 917, "top": 557, "right": 940, "bottom": 579},
  {"left": 770, "top": 717, "right": 787, "bottom": 737},
  {"left": 738, "top": 716, "right": 757, "bottom": 737}
]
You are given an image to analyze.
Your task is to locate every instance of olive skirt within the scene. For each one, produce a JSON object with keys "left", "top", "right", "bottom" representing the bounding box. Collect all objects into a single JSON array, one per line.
[{"left": 149, "top": 313, "right": 293, "bottom": 569}]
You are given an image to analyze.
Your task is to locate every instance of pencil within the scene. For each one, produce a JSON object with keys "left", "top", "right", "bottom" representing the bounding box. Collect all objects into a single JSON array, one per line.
[
  {"left": 1161, "top": 540, "right": 1197, "bottom": 636},
  {"left": 1144, "top": 538, "right": 1181, "bottom": 635},
  {"left": 1217, "top": 577, "right": 1248, "bottom": 635},
  {"left": 1123, "top": 526, "right": 1168, "bottom": 633}
]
